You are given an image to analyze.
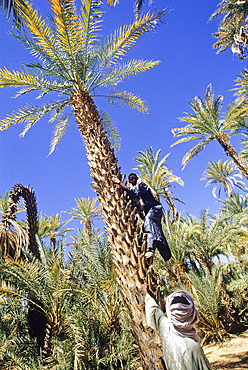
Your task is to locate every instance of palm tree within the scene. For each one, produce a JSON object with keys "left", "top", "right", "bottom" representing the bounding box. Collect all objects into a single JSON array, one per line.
[
  {"left": 201, "top": 159, "right": 248, "bottom": 199},
  {"left": 209, "top": 0, "right": 248, "bottom": 59},
  {"left": 171, "top": 84, "right": 248, "bottom": 180},
  {"left": 0, "top": 1, "right": 167, "bottom": 367},
  {"left": 66, "top": 196, "right": 101, "bottom": 236},
  {"left": 37, "top": 212, "right": 73, "bottom": 247},
  {"left": 132, "top": 146, "right": 184, "bottom": 217}
]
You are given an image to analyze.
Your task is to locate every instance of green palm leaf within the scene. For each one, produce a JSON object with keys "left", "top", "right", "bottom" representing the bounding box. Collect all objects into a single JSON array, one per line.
[{"left": 0, "top": 0, "right": 165, "bottom": 152}]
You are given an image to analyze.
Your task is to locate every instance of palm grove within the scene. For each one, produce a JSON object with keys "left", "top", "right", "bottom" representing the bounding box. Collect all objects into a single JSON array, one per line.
[{"left": 0, "top": 0, "right": 248, "bottom": 369}]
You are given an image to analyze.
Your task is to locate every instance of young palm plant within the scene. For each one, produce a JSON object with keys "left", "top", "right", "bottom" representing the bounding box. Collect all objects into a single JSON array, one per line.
[
  {"left": 0, "top": 1, "right": 168, "bottom": 366},
  {"left": 153, "top": 212, "right": 199, "bottom": 287},
  {"left": 220, "top": 190, "right": 248, "bottom": 216},
  {"left": 189, "top": 209, "right": 238, "bottom": 273},
  {"left": 0, "top": 301, "right": 40, "bottom": 369}
]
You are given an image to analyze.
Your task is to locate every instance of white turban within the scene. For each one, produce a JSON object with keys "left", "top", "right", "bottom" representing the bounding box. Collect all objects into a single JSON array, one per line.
[{"left": 166, "top": 290, "right": 201, "bottom": 343}]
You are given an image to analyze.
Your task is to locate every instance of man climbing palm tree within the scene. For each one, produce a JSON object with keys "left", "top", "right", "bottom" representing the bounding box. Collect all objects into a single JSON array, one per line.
[
  {"left": 113, "top": 173, "right": 171, "bottom": 261},
  {"left": 0, "top": 1, "right": 169, "bottom": 368}
]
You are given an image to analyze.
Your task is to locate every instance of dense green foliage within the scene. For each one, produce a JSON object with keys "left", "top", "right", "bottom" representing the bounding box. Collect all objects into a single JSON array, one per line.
[{"left": 1, "top": 186, "right": 248, "bottom": 368}]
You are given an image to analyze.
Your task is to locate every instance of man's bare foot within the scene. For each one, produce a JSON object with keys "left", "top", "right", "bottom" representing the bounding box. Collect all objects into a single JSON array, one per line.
[{"left": 145, "top": 251, "right": 156, "bottom": 259}]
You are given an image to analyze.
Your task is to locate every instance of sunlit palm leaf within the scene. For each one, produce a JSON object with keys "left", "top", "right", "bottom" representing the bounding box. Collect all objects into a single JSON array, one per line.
[
  {"left": 180, "top": 138, "right": 215, "bottom": 169},
  {"left": 105, "top": 89, "right": 148, "bottom": 113},
  {"left": 49, "top": 0, "right": 84, "bottom": 86},
  {"left": 87, "top": 9, "right": 165, "bottom": 90},
  {"left": 49, "top": 112, "right": 73, "bottom": 154},
  {"left": 0, "top": 100, "right": 70, "bottom": 134},
  {"left": 93, "top": 59, "right": 160, "bottom": 88},
  {"left": 99, "top": 110, "right": 121, "bottom": 150},
  {"left": 0, "top": 67, "right": 73, "bottom": 97},
  {"left": 16, "top": 0, "right": 72, "bottom": 79}
]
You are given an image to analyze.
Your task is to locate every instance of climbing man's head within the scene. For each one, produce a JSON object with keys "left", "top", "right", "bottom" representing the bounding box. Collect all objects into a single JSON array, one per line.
[{"left": 128, "top": 173, "right": 138, "bottom": 186}]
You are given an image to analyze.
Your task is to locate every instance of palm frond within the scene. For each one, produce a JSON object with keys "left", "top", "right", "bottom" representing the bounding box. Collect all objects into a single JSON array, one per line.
[
  {"left": 104, "top": 89, "right": 148, "bottom": 113},
  {"left": 180, "top": 137, "right": 214, "bottom": 169},
  {"left": 93, "top": 59, "right": 160, "bottom": 88},
  {"left": 49, "top": 0, "right": 85, "bottom": 85},
  {"left": 0, "top": 99, "right": 70, "bottom": 134},
  {"left": 99, "top": 110, "right": 121, "bottom": 151},
  {"left": 49, "top": 112, "right": 73, "bottom": 155},
  {"left": 15, "top": 0, "right": 73, "bottom": 80},
  {"left": 0, "top": 67, "right": 72, "bottom": 97},
  {"left": 87, "top": 9, "right": 166, "bottom": 90}
]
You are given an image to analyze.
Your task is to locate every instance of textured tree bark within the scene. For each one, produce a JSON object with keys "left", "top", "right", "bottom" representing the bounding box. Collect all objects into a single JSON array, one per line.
[
  {"left": 71, "top": 90, "right": 166, "bottom": 370},
  {"left": 216, "top": 133, "right": 248, "bottom": 180}
]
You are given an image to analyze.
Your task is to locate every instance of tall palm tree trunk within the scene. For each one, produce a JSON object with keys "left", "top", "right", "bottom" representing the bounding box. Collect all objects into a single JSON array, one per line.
[
  {"left": 216, "top": 133, "right": 248, "bottom": 180},
  {"left": 71, "top": 90, "right": 166, "bottom": 370}
]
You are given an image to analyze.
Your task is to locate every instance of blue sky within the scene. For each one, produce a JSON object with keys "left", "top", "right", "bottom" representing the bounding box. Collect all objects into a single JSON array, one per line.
[{"left": 0, "top": 1, "right": 246, "bottom": 245}]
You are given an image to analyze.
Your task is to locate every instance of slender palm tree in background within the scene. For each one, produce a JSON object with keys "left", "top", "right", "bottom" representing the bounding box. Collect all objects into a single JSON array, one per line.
[
  {"left": 66, "top": 196, "right": 101, "bottom": 236},
  {"left": 0, "top": 1, "right": 168, "bottom": 367},
  {"left": 132, "top": 146, "right": 184, "bottom": 217},
  {"left": 37, "top": 212, "right": 72, "bottom": 247},
  {"left": 201, "top": 159, "right": 248, "bottom": 199},
  {"left": 171, "top": 84, "right": 248, "bottom": 179},
  {"left": 209, "top": 0, "right": 248, "bottom": 59}
]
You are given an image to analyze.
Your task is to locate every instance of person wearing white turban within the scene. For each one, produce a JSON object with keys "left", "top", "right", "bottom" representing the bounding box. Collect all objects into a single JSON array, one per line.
[{"left": 142, "top": 285, "right": 211, "bottom": 370}]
